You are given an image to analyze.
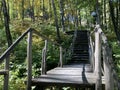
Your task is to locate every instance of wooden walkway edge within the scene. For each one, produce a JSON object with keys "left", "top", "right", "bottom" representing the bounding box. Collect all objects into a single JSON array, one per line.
[{"left": 32, "top": 64, "right": 105, "bottom": 87}]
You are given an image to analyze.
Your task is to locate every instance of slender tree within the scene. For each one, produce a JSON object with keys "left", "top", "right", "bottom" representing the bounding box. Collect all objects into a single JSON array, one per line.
[
  {"left": 2, "top": 0, "right": 12, "bottom": 47},
  {"left": 21, "top": 0, "right": 24, "bottom": 21},
  {"left": 0, "top": 2, "right": 3, "bottom": 24},
  {"left": 109, "top": 0, "right": 120, "bottom": 44},
  {"left": 59, "top": 0, "right": 65, "bottom": 32},
  {"left": 31, "top": 0, "right": 35, "bottom": 21},
  {"left": 103, "top": 0, "right": 107, "bottom": 30},
  {"left": 96, "top": 0, "right": 100, "bottom": 24},
  {"left": 48, "top": 0, "right": 52, "bottom": 18},
  {"left": 51, "top": 0, "right": 61, "bottom": 43},
  {"left": 42, "top": 0, "right": 45, "bottom": 16}
]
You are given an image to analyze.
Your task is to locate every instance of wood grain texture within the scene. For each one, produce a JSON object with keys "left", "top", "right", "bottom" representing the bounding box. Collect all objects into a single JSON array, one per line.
[{"left": 32, "top": 64, "right": 105, "bottom": 87}]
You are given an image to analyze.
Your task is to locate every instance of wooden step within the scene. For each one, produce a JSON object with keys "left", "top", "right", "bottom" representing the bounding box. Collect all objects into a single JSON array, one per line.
[
  {"left": 31, "top": 64, "right": 96, "bottom": 87},
  {"left": 73, "top": 51, "right": 88, "bottom": 54},
  {"left": 74, "top": 43, "right": 88, "bottom": 45},
  {"left": 73, "top": 48, "right": 88, "bottom": 51},
  {"left": 72, "top": 53, "right": 89, "bottom": 56},
  {"left": 74, "top": 42, "right": 88, "bottom": 44},
  {"left": 71, "top": 57, "right": 89, "bottom": 60},
  {"left": 68, "top": 60, "right": 89, "bottom": 64},
  {"left": 73, "top": 50, "right": 88, "bottom": 53},
  {"left": 73, "top": 54, "right": 88, "bottom": 57},
  {"left": 74, "top": 44, "right": 89, "bottom": 48}
]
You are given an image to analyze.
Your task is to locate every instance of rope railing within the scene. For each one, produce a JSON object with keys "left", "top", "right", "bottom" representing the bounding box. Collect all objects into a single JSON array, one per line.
[{"left": 0, "top": 28, "right": 63, "bottom": 90}]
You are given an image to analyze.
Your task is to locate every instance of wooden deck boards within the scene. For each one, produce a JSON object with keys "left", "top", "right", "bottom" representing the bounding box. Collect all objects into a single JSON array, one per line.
[
  {"left": 32, "top": 64, "right": 100, "bottom": 86},
  {"left": 31, "top": 64, "right": 105, "bottom": 87}
]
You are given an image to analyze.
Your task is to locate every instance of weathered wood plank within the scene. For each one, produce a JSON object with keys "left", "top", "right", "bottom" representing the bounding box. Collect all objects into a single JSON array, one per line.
[
  {"left": 4, "top": 56, "right": 10, "bottom": 90},
  {"left": 59, "top": 46, "right": 63, "bottom": 67},
  {"left": 41, "top": 40, "right": 47, "bottom": 75},
  {"left": 94, "top": 30, "right": 102, "bottom": 90},
  {"left": 32, "top": 64, "right": 105, "bottom": 87},
  {"left": 0, "top": 70, "right": 8, "bottom": 75},
  {"left": 103, "top": 45, "right": 114, "bottom": 90},
  {"left": 32, "top": 75, "right": 96, "bottom": 84},
  {"left": 47, "top": 64, "right": 92, "bottom": 75},
  {"left": 27, "top": 31, "right": 32, "bottom": 90}
]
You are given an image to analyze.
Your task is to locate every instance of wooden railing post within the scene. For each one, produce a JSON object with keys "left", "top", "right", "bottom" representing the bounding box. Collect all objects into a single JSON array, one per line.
[
  {"left": 27, "top": 30, "right": 32, "bottom": 90},
  {"left": 59, "top": 46, "right": 63, "bottom": 67},
  {"left": 103, "top": 45, "right": 114, "bottom": 90},
  {"left": 4, "top": 56, "right": 9, "bottom": 90},
  {"left": 41, "top": 40, "right": 47, "bottom": 75},
  {"left": 94, "top": 30, "right": 102, "bottom": 90},
  {"left": 89, "top": 36, "right": 95, "bottom": 70}
]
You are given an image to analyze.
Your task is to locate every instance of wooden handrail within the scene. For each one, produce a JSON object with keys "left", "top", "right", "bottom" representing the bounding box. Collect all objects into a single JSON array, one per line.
[
  {"left": 89, "top": 35, "right": 95, "bottom": 70},
  {"left": 41, "top": 40, "right": 47, "bottom": 75},
  {"left": 94, "top": 26, "right": 102, "bottom": 90},
  {"left": 94, "top": 24, "right": 120, "bottom": 90},
  {"left": 0, "top": 28, "right": 61, "bottom": 63},
  {"left": 0, "top": 27, "right": 63, "bottom": 90},
  {"left": 32, "top": 29, "right": 61, "bottom": 46},
  {"left": 0, "top": 28, "right": 32, "bottom": 63},
  {"left": 0, "top": 70, "right": 8, "bottom": 75}
]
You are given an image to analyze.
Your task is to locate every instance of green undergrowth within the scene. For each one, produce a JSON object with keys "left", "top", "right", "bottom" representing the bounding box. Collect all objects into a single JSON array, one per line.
[{"left": 0, "top": 19, "right": 72, "bottom": 90}]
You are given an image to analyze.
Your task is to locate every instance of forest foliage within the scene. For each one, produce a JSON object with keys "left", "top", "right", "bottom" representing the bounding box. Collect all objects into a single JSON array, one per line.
[{"left": 0, "top": 0, "right": 120, "bottom": 89}]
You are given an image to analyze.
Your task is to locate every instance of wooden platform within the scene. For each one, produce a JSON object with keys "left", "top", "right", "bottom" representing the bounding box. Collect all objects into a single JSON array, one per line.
[{"left": 32, "top": 64, "right": 100, "bottom": 87}]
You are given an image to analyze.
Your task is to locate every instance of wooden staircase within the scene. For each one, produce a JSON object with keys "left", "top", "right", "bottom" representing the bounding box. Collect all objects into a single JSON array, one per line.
[
  {"left": 32, "top": 30, "right": 95, "bottom": 89},
  {"left": 0, "top": 26, "right": 119, "bottom": 90},
  {"left": 68, "top": 30, "right": 89, "bottom": 64},
  {"left": 32, "top": 64, "right": 95, "bottom": 89}
]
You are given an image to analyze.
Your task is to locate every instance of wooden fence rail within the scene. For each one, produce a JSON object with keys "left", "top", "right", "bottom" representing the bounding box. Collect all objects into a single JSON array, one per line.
[
  {"left": 0, "top": 25, "right": 119, "bottom": 90},
  {"left": 0, "top": 28, "right": 63, "bottom": 90},
  {"left": 93, "top": 25, "right": 120, "bottom": 90}
]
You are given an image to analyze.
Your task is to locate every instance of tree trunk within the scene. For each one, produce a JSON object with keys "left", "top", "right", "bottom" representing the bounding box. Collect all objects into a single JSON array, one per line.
[
  {"left": 0, "top": 4, "right": 3, "bottom": 24},
  {"left": 96, "top": 0, "right": 100, "bottom": 24},
  {"left": 94, "top": 31, "right": 102, "bottom": 90},
  {"left": 31, "top": 0, "right": 35, "bottom": 22},
  {"left": 49, "top": 0, "right": 52, "bottom": 18},
  {"left": 109, "top": 1, "right": 120, "bottom": 44},
  {"left": 51, "top": 0, "right": 61, "bottom": 43},
  {"left": 42, "top": 0, "right": 45, "bottom": 17},
  {"left": 2, "top": 0, "right": 12, "bottom": 47},
  {"left": 22, "top": 0, "right": 24, "bottom": 21},
  {"left": 103, "top": 0, "right": 107, "bottom": 30},
  {"left": 78, "top": 10, "right": 82, "bottom": 28},
  {"left": 59, "top": 0, "right": 65, "bottom": 32},
  {"left": 118, "top": 2, "right": 120, "bottom": 30},
  {"left": 6, "top": 0, "right": 10, "bottom": 21}
]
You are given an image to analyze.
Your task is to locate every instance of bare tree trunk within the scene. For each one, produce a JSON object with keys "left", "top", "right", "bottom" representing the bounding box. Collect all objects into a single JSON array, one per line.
[
  {"left": 6, "top": 0, "right": 9, "bottom": 21},
  {"left": 96, "top": 0, "right": 100, "bottom": 24},
  {"left": 118, "top": 2, "right": 120, "bottom": 30},
  {"left": 0, "top": 4, "right": 4, "bottom": 24},
  {"left": 109, "top": 1, "right": 120, "bottom": 44},
  {"left": 59, "top": 0, "right": 65, "bottom": 32},
  {"left": 22, "top": 0, "right": 24, "bottom": 21},
  {"left": 103, "top": 0, "right": 107, "bottom": 30},
  {"left": 78, "top": 10, "right": 82, "bottom": 28},
  {"left": 30, "top": 0, "right": 35, "bottom": 22},
  {"left": 49, "top": 0, "right": 52, "bottom": 18},
  {"left": 2, "top": 0, "right": 12, "bottom": 47},
  {"left": 42, "top": 0, "right": 45, "bottom": 17},
  {"left": 51, "top": 0, "right": 61, "bottom": 43}
]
